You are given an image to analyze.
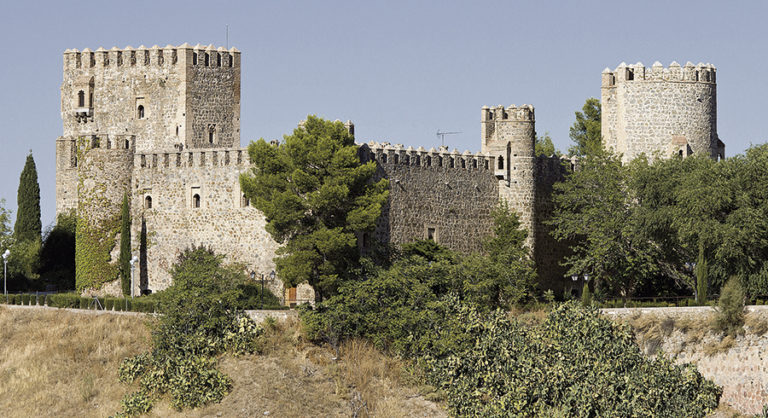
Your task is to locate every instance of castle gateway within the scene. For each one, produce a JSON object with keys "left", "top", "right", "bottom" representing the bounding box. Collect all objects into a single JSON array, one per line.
[{"left": 55, "top": 46, "right": 721, "bottom": 301}]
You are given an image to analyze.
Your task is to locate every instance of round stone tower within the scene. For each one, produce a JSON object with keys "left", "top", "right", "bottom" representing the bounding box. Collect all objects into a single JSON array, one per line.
[
  {"left": 601, "top": 61, "right": 724, "bottom": 163},
  {"left": 480, "top": 104, "right": 536, "bottom": 245}
]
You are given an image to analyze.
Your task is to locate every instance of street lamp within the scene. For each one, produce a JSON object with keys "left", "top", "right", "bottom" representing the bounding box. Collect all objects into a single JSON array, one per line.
[
  {"left": 2, "top": 249, "right": 9, "bottom": 301},
  {"left": 129, "top": 255, "right": 138, "bottom": 299}
]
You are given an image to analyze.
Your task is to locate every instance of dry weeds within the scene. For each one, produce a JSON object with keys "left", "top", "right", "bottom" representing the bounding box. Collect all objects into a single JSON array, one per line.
[
  {"left": 0, "top": 306, "right": 446, "bottom": 418},
  {"left": 0, "top": 305, "right": 151, "bottom": 417}
]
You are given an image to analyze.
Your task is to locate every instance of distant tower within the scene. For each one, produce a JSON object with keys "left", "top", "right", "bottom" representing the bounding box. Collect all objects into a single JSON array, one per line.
[
  {"left": 601, "top": 61, "right": 724, "bottom": 163},
  {"left": 480, "top": 104, "right": 537, "bottom": 244}
]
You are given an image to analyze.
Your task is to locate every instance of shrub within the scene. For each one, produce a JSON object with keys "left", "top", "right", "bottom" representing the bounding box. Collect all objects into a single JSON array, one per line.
[
  {"left": 714, "top": 277, "right": 746, "bottom": 336},
  {"left": 78, "top": 297, "right": 88, "bottom": 310},
  {"left": 114, "top": 246, "right": 263, "bottom": 416},
  {"left": 581, "top": 282, "right": 592, "bottom": 306},
  {"left": 421, "top": 301, "right": 721, "bottom": 417},
  {"left": 21, "top": 294, "right": 30, "bottom": 305}
]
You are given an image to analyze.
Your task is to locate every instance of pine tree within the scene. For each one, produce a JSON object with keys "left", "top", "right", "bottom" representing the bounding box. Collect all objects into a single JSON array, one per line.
[
  {"left": 119, "top": 193, "right": 131, "bottom": 296},
  {"left": 14, "top": 152, "right": 42, "bottom": 244}
]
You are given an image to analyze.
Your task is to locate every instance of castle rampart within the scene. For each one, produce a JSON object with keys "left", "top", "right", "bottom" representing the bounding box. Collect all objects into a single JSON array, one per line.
[
  {"left": 361, "top": 141, "right": 500, "bottom": 255},
  {"left": 601, "top": 61, "right": 724, "bottom": 163}
]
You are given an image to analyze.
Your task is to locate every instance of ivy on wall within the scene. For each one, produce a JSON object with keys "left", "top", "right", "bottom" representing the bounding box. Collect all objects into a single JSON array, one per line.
[{"left": 74, "top": 137, "right": 123, "bottom": 292}]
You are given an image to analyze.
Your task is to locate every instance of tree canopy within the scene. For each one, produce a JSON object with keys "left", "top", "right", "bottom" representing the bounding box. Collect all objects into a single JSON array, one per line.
[
  {"left": 240, "top": 116, "right": 389, "bottom": 301},
  {"left": 14, "top": 152, "right": 41, "bottom": 244},
  {"left": 568, "top": 98, "right": 602, "bottom": 156},
  {"left": 535, "top": 132, "right": 559, "bottom": 157}
]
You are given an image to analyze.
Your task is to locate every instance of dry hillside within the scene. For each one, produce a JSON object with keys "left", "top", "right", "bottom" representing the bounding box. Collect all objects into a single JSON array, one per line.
[{"left": 0, "top": 306, "right": 445, "bottom": 418}]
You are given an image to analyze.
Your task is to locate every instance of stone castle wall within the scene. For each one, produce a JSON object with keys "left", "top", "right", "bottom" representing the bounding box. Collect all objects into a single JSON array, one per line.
[
  {"left": 362, "top": 143, "right": 499, "bottom": 254},
  {"left": 533, "top": 155, "right": 572, "bottom": 292},
  {"left": 130, "top": 148, "right": 285, "bottom": 297},
  {"left": 601, "top": 61, "right": 723, "bottom": 163}
]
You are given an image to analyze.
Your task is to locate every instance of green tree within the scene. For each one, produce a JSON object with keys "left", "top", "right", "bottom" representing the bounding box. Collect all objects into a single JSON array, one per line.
[
  {"left": 0, "top": 199, "right": 11, "bottom": 251},
  {"left": 534, "top": 132, "right": 559, "bottom": 157},
  {"left": 695, "top": 245, "right": 708, "bottom": 303},
  {"left": 14, "top": 152, "right": 42, "bottom": 244},
  {"left": 240, "top": 116, "right": 389, "bottom": 301},
  {"left": 550, "top": 151, "right": 658, "bottom": 300},
  {"left": 119, "top": 194, "right": 131, "bottom": 296},
  {"left": 568, "top": 98, "right": 602, "bottom": 156},
  {"left": 39, "top": 211, "right": 76, "bottom": 290},
  {"left": 465, "top": 202, "right": 535, "bottom": 308}
]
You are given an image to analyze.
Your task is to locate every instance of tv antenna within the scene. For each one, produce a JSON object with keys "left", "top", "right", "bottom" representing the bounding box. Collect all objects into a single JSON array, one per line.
[{"left": 436, "top": 130, "right": 461, "bottom": 147}]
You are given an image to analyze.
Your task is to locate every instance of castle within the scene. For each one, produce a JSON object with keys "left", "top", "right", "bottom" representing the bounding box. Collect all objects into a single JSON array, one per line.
[{"left": 54, "top": 45, "right": 722, "bottom": 301}]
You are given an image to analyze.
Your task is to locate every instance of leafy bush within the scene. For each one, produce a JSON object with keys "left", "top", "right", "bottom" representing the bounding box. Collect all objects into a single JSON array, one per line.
[
  {"left": 21, "top": 294, "right": 30, "bottom": 305},
  {"left": 114, "top": 246, "right": 263, "bottom": 415},
  {"left": 421, "top": 301, "right": 721, "bottom": 417},
  {"left": 714, "top": 277, "right": 746, "bottom": 336}
]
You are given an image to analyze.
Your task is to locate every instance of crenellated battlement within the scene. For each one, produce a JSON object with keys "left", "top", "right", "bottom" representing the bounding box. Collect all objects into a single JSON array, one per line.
[
  {"left": 360, "top": 141, "right": 497, "bottom": 171},
  {"left": 63, "top": 43, "right": 241, "bottom": 71},
  {"left": 602, "top": 61, "right": 716, "bottom": 87},
  {"left": 134, "top": 147, "right": 250, "bottom": 170},
  {"left": 481, "top": 104, "right": 535, "bottom": 122}
]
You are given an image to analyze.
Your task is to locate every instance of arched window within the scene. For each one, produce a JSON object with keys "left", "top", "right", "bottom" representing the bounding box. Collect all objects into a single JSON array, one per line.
[
  {"left": 137, "top": 105, "right": 145, "bottom": 119},
  {"left": 78, "top": 90, "right": 85, "bottom": 107},
  {"left": 193, "top": 194, "right": 201, "bottom": 208},
  {"left": 208, "top": 124, "right": 216, "bottom": 144},
  {"left": 498, "top": 156, "right": 504, "bottom": 170},
  {"left": 144, "top": 196, "right": 152, "bottom": 209}
]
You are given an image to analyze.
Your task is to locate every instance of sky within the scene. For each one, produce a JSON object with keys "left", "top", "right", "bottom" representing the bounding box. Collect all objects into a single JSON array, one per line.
[{"left": 1, "top": 0, "right": 767, "bottom": 229}]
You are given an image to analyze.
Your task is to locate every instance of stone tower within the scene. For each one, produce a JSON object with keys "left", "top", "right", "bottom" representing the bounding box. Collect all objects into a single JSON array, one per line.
[
  {"left": 55, "top": 44, "right": 242, "bottom": 216},
  {"left": 480, "top": 105, "right": 537, "bottom": 244},
  {"left": 601, "top": 61, "right": 724, "bottom": 163}
]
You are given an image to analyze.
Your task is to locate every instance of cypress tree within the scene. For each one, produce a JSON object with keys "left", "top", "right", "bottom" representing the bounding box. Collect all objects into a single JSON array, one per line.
[
  {"left": 14, "top": 152, "right": 42, "bottom": 243},
  {"left": 119, "top": 193, "right": 131, "bottom": 296},
  {"left": 696, "top": 245, "right": 708, "bottom": 304}
]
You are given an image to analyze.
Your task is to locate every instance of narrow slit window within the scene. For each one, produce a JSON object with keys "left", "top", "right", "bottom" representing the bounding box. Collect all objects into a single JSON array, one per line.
[
  {"left": 78, "top": 91, "right": 85, "bottom": 107},
  {"left": 124, "top": 139, "right": 130, "bottom": 149},
  {"left": 192, "top": 52, "right": 197, "bottom": 65},
  {"left": 193, "top": 194, "right": 201, "bottom": 208},
  {"left": 137, "top": 105, "right": 145, "bottom": 119},
  {"left": 217, "top": 54, "right": 221, "bottom": 67},
  {"left": 498, "top": 156, "right": 504, "bottom": 169},
  {"left": 204, "top": 53, "right": 209, "bottom": 66}
]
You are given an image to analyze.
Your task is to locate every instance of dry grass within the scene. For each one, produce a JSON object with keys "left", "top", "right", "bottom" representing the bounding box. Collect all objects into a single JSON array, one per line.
[
  {"left": 745, "top": 312, "right": 768, "bottom": 336},
  {"left": 0, "top": 305, "right": 151, "bottom": 417},
  {"left": 0, "top": 306, "right": 445, "bottom": 418}
]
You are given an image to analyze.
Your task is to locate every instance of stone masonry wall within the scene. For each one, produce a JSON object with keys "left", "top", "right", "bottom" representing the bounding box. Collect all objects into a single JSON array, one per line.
[
  {"left": 603, "top": 306, "right": 768, "bottom": 415},
  {"left": 601, "top": 62, "right": 720, "bottom": 163},
  {"left": 186, "top": 48, "right": 241, "bottom": 149},
  {"left": 362, "top": 143, "right": 499, "bottom": 255},
  {"left": 130, "top": 148, "right": 285, "bottom": 297}
]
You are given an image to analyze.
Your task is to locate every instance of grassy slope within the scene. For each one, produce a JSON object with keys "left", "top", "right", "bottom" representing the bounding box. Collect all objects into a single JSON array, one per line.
[{"left": 0, "top": 306, "right": 445, "bottom": 418}]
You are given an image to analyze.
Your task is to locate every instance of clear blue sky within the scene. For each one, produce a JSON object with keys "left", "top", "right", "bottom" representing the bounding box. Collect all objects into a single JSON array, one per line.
[{"left": 1, "top": 0, "right": 766, "bottom": 229}]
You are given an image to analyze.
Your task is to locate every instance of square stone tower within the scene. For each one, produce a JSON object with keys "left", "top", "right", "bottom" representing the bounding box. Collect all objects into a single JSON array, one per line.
[{"left": 56, "top": 44, "right": 241, "bottom": 215}]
